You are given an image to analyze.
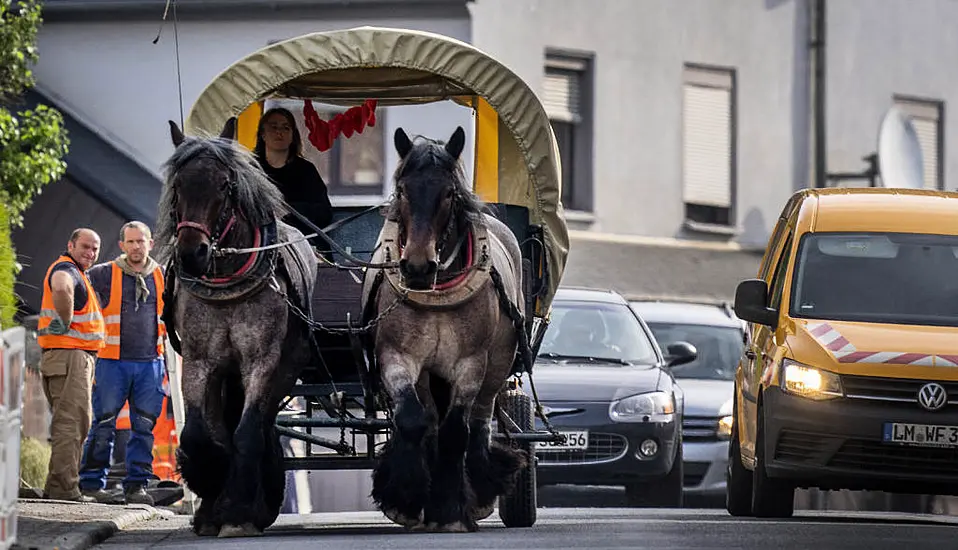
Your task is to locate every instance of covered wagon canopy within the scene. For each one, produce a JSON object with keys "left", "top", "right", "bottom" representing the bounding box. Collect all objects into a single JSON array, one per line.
[{"left": 184, "top": 26, "right": 569, "bottom": 316}]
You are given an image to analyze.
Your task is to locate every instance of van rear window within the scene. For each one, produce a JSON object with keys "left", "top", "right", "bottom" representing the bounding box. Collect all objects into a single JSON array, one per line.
[{"left": 790, "top": 232, "right": 958, "bottom": 326}]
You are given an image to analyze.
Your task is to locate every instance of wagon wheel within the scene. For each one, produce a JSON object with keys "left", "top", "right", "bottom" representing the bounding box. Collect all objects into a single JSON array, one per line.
[{"left": 496, "top": 382, "right": 537, "bottom": 528}]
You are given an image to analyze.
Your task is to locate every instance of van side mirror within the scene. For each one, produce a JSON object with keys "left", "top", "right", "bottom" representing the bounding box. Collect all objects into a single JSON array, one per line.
[
  {"left": 665, "top": 341, "right": 697, "bottom": 368},
  {"left": 734, "top": 279, "right": 779, "bottom": 328}
]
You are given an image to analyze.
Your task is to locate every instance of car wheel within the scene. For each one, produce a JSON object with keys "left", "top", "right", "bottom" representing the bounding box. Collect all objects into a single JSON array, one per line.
[
  {"left": 625, "top": 439, "right": 684, "bottom": 508},
  {"left": 751, "top": 404, "right": 794, "bottom": 518},
  {"left": 726, "top": 391, "right": 753, "bottom": 516}
]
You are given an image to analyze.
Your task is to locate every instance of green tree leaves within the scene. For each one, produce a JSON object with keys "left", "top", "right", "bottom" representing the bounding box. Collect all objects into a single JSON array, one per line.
[{"left": 0, "top": 0, "right": 69, "bottom": 228}]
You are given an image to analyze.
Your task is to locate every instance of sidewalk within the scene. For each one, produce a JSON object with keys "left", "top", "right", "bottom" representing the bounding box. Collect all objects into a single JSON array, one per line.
[{"left": 11, "top": 498, "right": 174, "bottom": 550}]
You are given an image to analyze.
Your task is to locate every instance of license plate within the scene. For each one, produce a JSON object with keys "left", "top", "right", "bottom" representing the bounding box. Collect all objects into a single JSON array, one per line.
[
  {"left": 883, "top": 422, "right": 958, "bottom": 448},
  {"left": 535, "top": 430, "right": 588, "bottom": 452}
]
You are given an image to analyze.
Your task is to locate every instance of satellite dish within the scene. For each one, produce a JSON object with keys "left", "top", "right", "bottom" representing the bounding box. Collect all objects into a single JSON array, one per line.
[{"left": 877, "top": 105, "right": 924, "bottom": 189}]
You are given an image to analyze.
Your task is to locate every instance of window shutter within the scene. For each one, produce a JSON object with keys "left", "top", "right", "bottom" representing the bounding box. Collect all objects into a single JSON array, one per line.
[
  {"left": 894, "top": 98, "right": 942, "bottom": 190},
  {"left": 543, "top": 68, "right": 580, "bottom": 123},
  {"left": 911, "top": 117, "right": 939, "bottom": 189},
  {"left": 682, "top": 83, "right": 732, "bottom": 207}
]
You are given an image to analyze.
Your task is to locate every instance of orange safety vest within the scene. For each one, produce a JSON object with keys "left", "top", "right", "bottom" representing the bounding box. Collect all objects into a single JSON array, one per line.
[
  {"left": 98, "top": 262, "right": 167, "bottom": 360},
  {"left": 37, "top": 255, "right": 106, "bottom": 351}
]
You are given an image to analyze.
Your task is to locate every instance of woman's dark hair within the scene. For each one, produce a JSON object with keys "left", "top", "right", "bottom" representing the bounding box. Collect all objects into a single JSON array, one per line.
[{"left": 254, "top": 106, "right": 303, "bottom": 163}]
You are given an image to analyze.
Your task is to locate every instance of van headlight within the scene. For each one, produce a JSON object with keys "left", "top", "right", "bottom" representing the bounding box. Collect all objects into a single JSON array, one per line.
[
  {"left": 609, "top": 391, "right": 675, "bottom": 422},
  {"left": 782, "top": 359, "right": 843, "bottom": 400}
]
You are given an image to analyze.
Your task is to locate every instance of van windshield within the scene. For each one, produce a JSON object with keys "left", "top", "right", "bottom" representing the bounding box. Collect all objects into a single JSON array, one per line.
[{"left": 790, "top": 232, "right": 958, "bottom": 327}]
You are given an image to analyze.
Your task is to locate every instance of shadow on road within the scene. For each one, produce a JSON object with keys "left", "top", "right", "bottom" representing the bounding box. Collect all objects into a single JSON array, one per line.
[{"left": 537, "top": 485, "right": 724, "bottom": 509}]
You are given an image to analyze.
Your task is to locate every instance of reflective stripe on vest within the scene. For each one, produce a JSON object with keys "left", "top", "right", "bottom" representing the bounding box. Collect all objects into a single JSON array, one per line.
[
  {"left": 37, "top": 255, "right": 106, "bottom": 351},
  {"left": 98, "top": 262, "right": 166, "bottom": 360}
]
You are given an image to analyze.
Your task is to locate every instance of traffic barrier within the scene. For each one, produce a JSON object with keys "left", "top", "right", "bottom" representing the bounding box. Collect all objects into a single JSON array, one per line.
[{"left": 0, "top": 326, "right": 25, "bottom": 550}]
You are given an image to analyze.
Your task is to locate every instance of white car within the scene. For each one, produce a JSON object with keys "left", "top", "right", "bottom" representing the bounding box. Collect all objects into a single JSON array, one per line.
[{"left": 629, "top": 299, "right": 744, "bottom": 505}]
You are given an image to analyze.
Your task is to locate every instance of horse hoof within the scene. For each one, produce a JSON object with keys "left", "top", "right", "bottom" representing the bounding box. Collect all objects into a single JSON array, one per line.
[
  {"left": 196, "top": 523, "right": 219, "bottom": 537},
  {"left": 382, "top": 508, "right": 422, "bottom": 529},
  {"left": 218, "top": 523, "right": 263, "bottom": 538},
  {"left": 471, "top": 504, "right": 495, "bottom": 522}
]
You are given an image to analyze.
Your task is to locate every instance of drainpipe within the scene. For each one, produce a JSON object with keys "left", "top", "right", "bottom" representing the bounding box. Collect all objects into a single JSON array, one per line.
[{"left": 809, "top": 0, "right": 826, "bottom": 188}]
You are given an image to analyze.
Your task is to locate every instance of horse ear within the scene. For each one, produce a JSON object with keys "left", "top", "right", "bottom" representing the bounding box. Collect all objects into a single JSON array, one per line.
[
  {"left": 220, "top": 117, "right": 238, "bottom": 140},
  {"left": 445, "top": 126, "right": 466, "bottom": 160},
  {"left": 394, "top": 127, "right": 413, "bottom": 158},
  {"left": 169, "top": 120, "right": 186, "bottom": 147}
]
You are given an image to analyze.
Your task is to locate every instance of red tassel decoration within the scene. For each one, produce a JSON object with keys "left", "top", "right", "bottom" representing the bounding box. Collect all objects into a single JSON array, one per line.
[{"left": 302, "top": 99, "right": 378, "bottom": 152}]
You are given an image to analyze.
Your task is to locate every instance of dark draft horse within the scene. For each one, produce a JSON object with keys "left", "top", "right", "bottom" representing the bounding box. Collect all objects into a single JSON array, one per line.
[
  {"left": 157, "top": 118, "right": 318, "bottom": 538},
  {"left": 363, "top": 126, "right": 528, "bottom": 532}
]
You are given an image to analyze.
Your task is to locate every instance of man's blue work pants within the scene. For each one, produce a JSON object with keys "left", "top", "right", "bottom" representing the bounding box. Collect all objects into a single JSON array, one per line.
[{"left": 78, "top": 358, "right": 167, "bottom": 491}]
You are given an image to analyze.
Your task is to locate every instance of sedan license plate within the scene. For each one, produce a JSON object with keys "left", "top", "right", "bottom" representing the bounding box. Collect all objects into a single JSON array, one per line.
[
  {"left": 536, "top": 430, "right": 588, "bottom": 452},
  {"left": 883, "top": 422, "right": 958, "bottom": 448}
]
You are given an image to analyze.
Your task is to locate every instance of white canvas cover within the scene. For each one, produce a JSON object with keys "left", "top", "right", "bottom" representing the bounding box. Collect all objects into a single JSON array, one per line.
[{"left": 184, "top": 26, "right": 569, "bottom": 315}]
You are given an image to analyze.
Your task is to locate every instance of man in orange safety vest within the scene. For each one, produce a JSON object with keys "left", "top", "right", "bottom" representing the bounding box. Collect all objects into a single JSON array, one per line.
[
  {"left": 36, "top": 228, "right": 106, "bottom": 502},
  {"left": 77, "top": 221, "right": 168, "bottom": 505}
]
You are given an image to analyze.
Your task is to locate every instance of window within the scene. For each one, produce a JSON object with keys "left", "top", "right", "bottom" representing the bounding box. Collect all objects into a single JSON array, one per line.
[
  {"left": 768, "top": 229, "right": 794, "bottom": 309},
  {"left": 265, "top": 98, "right": 386, "bottom": 197},
  {"left": 894, "top": 96, "right": 944, "bottom": 190},
  {"left": 682, "top": 64, "right": 736, "bottom": 227},
  {"left": 543, "top": 51, "right": 594, "bottom": 212},
  {"left": 538, "top": 301, "right": 658, "bottom": 365},
  {"left": 646, "top": 322, "right": 743, "bottom": 381},
  {"left": 790, "top": 232, "right": 958, "bottom": 327}
]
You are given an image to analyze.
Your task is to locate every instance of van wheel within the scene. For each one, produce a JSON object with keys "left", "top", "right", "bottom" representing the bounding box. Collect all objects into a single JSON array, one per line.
[
  {"left": 725, "top": 393, "right": 753, "bottom": 516},
  {"left": 751, "top": 405, "right": 794, "bottom": 518}
]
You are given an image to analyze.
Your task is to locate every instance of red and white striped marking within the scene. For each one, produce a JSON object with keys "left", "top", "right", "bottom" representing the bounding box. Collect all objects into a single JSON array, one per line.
[{"left": 805, "top": 321, "right": 952, "bottom": 366}]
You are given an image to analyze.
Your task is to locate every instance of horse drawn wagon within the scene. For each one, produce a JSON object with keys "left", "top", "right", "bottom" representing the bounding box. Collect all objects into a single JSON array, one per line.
[{"left": 162, "top": 26, "right": 570, "bottom": 535}]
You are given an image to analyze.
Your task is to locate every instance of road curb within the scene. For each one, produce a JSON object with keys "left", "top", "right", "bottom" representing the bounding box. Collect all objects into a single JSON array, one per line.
[{"left": 43, "top": 505, "right": 166, "bottom": 550}]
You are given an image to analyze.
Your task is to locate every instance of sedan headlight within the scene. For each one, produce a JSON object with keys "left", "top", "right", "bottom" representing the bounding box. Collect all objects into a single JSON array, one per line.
[
  {"left": 609, "top": 391, "right": 675, "bottom": 422},
  {"left": 782, "top": 359, "right": 843, "bottom": 400}
]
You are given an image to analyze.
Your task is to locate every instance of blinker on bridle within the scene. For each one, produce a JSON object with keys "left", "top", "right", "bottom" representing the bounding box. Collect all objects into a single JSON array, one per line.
[{"left": 173, "top": 167, "right": 239, "bottom": 246}]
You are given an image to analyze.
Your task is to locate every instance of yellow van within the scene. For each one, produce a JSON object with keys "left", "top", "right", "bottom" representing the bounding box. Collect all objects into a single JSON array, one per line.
[{"left": 727, "top": 187, "right": 958, "bottom": 518}]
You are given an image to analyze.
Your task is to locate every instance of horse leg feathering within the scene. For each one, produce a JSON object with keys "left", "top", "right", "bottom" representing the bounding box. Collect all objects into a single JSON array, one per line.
[{"left": 371, "top": 357, "right": 433, "bottom": 530}]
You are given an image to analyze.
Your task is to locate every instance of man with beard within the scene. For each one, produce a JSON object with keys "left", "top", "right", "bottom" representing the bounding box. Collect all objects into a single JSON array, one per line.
[
  {"left": 78, "top": 221, "right": 168, "bottom": 505},
  {"left": 37, "top": 228, "right": 106, "bottom": 502}
]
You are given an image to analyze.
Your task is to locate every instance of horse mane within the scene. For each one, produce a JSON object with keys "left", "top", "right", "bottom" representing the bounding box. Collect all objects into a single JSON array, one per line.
[
  {"left": 155, "top": 135, "right": 287, "bottom": 259},
  {"left": 385, "top": 135, "right": 487, "bottom": 227}
]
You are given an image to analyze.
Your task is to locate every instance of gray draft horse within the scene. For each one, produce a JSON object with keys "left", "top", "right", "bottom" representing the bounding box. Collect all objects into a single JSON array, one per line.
[
  {"left": 363, "top": 126, "right": 528, "bottom": 532},
  {"left": 157, "top": 118, "right": 318, "bottom": 538}
]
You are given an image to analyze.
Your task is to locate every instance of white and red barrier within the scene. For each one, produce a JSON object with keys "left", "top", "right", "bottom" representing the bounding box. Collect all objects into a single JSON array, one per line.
[{"left": 0, "top": 326, "right": 25, "bottom": 550}]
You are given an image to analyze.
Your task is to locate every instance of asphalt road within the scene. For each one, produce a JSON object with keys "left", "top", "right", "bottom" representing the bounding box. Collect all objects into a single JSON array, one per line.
[{"left": 95, "top": 507, "right": 958, "bottom": 550}]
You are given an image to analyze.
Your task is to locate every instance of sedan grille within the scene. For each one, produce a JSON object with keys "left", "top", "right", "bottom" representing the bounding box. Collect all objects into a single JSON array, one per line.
[
  {"left": 683, "top": 461, "right": 710, "bottom": 487},
  {"left": 536, "top": 433, "right": 628, "bottom": 465},
  {"left": 683, "top": 416, "right": 721, "bottom": 442}
]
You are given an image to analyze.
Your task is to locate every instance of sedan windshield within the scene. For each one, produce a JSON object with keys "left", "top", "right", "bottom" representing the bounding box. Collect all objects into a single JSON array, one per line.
[
  {"left": 645, "top": 323, "right": 742, "bottom": 380},
  {"left": 790, "top": 232, "right": 958, "bottom": 327},
  {"left": 538, "top": 301, "right": 659, "bottom": 365}
]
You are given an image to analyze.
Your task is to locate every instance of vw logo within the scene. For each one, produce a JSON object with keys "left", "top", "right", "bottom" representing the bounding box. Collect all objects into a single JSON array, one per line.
[{"left": 918, "top": 383, "right": 948, "bottom": 411}]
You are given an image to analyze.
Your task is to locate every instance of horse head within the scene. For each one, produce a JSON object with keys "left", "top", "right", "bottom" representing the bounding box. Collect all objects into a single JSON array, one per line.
[
  {"left": 389, "top": 125, "right": 480, "bottom": 290},
  {"left": 159, "top": 117, "right": 283, "bottom": 278}
]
